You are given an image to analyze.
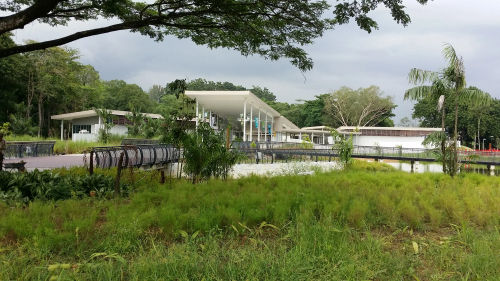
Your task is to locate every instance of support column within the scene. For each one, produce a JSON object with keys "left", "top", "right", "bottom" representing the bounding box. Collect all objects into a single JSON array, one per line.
[
  {"left": 271, "top": 116, "right": 274, "bottom": 142},
  {"left": 60, "top": 120, "right": 64, "bottom": 141},
  {"left": 311, "top": 132, "right": 314, "bottom": 144},
  {"left": 249, "top": 105, "right": 253, "bottom": 142},
  {"left": 202, "top": 106, "right": 205, "bottom": 123},
  {"left": 243, "top": 101, "right": 247, "bottom": 141},
  {"left": 258, "top": 110, "right": 261, "bottom": 142},
  {"left": 265, "top": 114, "right": 268, "bottom": 142},
  {"left": 195, "top": 100, "right": 199, "bottom": 129}
]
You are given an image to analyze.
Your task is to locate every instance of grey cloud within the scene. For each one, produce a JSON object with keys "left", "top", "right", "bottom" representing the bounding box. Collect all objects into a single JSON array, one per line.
[{"left": 10, "top": 0, "right": 500, "bottom": 122}]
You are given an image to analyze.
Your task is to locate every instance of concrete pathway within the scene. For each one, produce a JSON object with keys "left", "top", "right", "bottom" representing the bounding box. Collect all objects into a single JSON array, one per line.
[{"left": 4, "top": 154, "right": 87, "bottom": 170}]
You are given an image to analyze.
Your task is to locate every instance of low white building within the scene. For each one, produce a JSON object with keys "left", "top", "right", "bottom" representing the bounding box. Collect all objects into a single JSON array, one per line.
[
  {"left": 51, "top": 109, "right": 163, "bottom": 142},
  {"left": 336, "top": 126, "right": 443, "bottom": 149},
  {"left": 185, "top": 90, "right": 299, "bottom": 142}
]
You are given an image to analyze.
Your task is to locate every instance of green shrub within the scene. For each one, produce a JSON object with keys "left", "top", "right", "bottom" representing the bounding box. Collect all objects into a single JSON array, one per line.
[{"left": 0, "top": 170, "right": 128, "bottom": 202}]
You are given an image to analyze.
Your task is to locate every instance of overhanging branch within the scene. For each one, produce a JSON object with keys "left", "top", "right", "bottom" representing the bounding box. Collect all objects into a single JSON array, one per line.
[
  {"left": 0, "top": 21, "right": 151, "bottom": 58},
  {"left": 0, "top": 0, "right": 62, "bottom": 34}
]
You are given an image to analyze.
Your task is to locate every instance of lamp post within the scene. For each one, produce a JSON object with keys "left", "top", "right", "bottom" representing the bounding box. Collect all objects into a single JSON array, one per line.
[{"left": 482, "top": 138, "right": 486, "bottom": 151}]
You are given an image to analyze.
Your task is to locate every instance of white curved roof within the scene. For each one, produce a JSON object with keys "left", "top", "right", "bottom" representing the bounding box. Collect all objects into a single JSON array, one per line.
[{"left": 51, "top": 109, "right": 163, "bottom": 121}]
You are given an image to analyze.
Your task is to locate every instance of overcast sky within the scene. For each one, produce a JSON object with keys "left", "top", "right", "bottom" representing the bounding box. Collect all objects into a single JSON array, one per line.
[{"left": 10, "top": 0, "right": 500, "bottom": 123}]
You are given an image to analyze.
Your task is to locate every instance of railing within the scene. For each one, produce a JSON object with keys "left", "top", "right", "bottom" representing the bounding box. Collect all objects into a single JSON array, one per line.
[
  {"left": 92, "top": 144, "right": 180, "bottom": 169},
  {"left": 231, "top": 143, "right": 500, "bottom": 165},
  {"left": 121, "top": 138, "right": 160, "bottom": 145},
  {"left": 5, "top": 141, "right": 56, "bottom": 159},
  {"left": 231, "top": 141, "right": 333, "bottom": 150}
]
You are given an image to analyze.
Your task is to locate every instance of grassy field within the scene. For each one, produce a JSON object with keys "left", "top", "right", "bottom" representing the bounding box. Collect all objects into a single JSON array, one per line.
[
  {"left": 5, "top": 135, "right": 123, "bottom": 154},
  {"left": 0, "top": 162, "right": 499, "bottom": 280}
]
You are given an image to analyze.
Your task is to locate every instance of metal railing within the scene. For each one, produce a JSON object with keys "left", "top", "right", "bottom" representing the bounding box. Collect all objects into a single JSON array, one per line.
[
  {"left": 5, "top": 141, "right": 56, "bottom": 159},
  {"left": 231, "top": 143, "right": 500, "bottom": 165},
  {"left": 121, "top": 138, "right": 160, "bottom": 145},
  {"left": 92, "top": 144, "right": 180, "bottom": 169}
]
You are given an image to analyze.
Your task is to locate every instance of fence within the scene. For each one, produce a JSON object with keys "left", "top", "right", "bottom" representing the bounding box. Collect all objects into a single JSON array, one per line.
[
  {"left": 232, "top": 144, "right": 443, "bottom": 164},
  {"left": 5, "top": 141, "right": 56, "bottom": 159},
  {"left": 92, "top": 144, "right": 179, "bottom": 169},
  {"left": 121, "top": 138, "right": 160, "bottom": 145}
]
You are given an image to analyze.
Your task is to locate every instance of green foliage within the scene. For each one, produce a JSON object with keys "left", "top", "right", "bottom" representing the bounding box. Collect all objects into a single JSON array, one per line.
[
  {"left": 333, "top": 0, "right": 430, "bottom": 33},
  {"left": 94, "top": 109, "right": 114, "bottom": 144},
  {"left": 0, "top": 122, "right": 9, "bottom": 135},
  {"left": 102, "top": 80, "right": 154, "bottom": 112},
  {"left": 0, "top": 170, "right": 127, "bottom": 203},
  {"left": 0, "top": 33, "right": 27, "bottom": 123},
  {"left": 331, "top": 130, "right": 354, "bottom": 167},
  {"left": 8, "top": 113, "right": 36, "bottom": 135},
  {"left": 324, "top": 86, "right": 395, "bottom": 127},
  {"left": 1, "top": 165, "right": 500, "bottom": 279},
  {"left": 300, "top": 135, "right": 313, "bottom": 149},
  {"left": 141, "top": 117, "right": 161, "bottom": 139},
  {"left": 125, "top": 108, "right": 145, "bottom": 137},
  {"left": 183, "top": 123, "right": 240, "bottom": 182},
  {"left": 267, "top": 94, "right": 328, "bottom": 128},
  {"left": 250, "top": 86, "right": 276, "bottom": 102},
  {"left": 250, "top": 141, "right": 257, "bottom": 148},
  {"left": 407, "top": 44, "right": 493, "bottom": 176}
]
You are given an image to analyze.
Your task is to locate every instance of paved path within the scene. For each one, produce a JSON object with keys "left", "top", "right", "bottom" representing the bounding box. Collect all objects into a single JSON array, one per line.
[{"left": 4, "top": 154, "right": 87, "bottom": 170}]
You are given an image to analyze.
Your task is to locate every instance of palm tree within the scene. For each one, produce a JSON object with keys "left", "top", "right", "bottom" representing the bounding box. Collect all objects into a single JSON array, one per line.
[
  {"left": 442, "top": 44, "right": 491, "bottom": 175},
  {"left": 405, "top": 69, "right": 450, "bottom": 172},
  {"left": 405, "top": 43, "right": 491, "bottom": 176}
]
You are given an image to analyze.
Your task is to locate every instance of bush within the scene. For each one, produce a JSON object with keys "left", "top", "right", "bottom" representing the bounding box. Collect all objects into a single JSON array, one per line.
[
  {"left": 0, "top": 170, "right": 128, "bottom": 203},
  {"left": 183, "top": 123, "right": 240, "bottom": 183}
]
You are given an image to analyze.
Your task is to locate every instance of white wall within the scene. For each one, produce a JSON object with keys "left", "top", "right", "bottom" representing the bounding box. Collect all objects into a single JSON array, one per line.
[
  {"left": 352, "top": 136, "right": 428, "bottom": 148},
  {"left": 110, "top": 125, "right": 128, "bottom": 136},
  {"left": 71, "top": 116, "right": 129, "bottom": 141},
  {"left": 73, "top": 133, "right": 98, "bottom": 142}
]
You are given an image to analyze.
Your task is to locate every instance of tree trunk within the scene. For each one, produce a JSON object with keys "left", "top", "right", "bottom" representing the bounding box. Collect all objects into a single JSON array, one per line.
[
  {"left": 37, "top": 93, "right": 43, "bottom": 137},
  {"left": 451, "top": 93, "right": 459, "bottom": 176},
  {"left": 26, "top": 71, "right": 34, "bottom": 119},
  {"left": 477, "top": 117, "right": 480, "bottom": 150},
  {"left": 441, "top": 104, "right": 446, "bottom": 173}
]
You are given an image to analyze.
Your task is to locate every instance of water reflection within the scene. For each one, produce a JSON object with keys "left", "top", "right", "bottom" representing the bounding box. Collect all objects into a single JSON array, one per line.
[{"left": 383, "top": 161, "right": 498, "bottom": 176}]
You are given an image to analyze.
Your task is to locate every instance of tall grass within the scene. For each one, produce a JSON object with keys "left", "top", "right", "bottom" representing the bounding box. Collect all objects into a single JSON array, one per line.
[
  {"left": 1, "top": 164, "right": 499, "bottom": 280},
  {"left": 6, "top": 134, "right": 123, "bottom": 154}
]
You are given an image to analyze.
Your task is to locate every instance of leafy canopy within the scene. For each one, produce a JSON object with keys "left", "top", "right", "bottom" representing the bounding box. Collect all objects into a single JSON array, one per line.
[
  {"left": 324, "top": 86, "right": 395, "bottom": 127},
  {"left": 0, "top": 0, "right": 430, "bottom": 70}
]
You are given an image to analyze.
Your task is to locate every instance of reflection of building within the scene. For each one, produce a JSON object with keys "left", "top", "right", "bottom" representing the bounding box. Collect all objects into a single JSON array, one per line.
[
  {"left": 51, "top": 110, "right": 162, "bottom": 142},
  {"left": 336, "top": 126, "right": 442, "bottom": 149}
]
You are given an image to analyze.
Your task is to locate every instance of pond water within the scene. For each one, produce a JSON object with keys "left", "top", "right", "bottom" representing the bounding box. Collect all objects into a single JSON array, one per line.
[{"left": 383, "top": 161, "right": 499, "bottom": 176}]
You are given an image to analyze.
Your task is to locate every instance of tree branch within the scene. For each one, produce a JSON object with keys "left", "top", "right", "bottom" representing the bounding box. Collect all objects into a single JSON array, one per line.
[{"left": 0, "top": 0, "right": 62, "bottom": 34}]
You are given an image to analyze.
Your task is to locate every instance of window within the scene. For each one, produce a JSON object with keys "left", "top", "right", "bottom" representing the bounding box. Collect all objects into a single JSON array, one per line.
[{"left": 73, "top": 124, "right": 91, "bottom": 134}]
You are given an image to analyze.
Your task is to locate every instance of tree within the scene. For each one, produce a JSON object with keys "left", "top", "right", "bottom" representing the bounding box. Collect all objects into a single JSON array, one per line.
[
  {"left": 412, "top": 94, "right": 498, "bottom": 149},
  {"left": 125, "top": 108, "right": 145, "bottom": 137},
  {"left": 250, "top": 86, "right": 276, "bottom": 102},
  {"left": 0, "top": 1, "right": 429, "bottom": 70},
  {"left": 406, "top": 44, "right": 491, "bottom": 176},
  {"left": 147, "top": 85, "right": 165, "bottom": 103},
  {"left": 183, "top": 78, "right": 245, "bottom": 91},
  {"left": 324, "top": 86, "right": 395, "bottom": 127},
  {"left": 101, "top": 80, "right": 154, "bottom": 112},
  {"left": 23, "top": 45, "right": 82, "bottom": 137},
  {"left": 405, "top": 67, "right": 450, "bottom": 172},
  {"left": 94, "top": 109, "right": 114, "bottom": 143},
  {"left": 398, "top": 117, "right": 418, "bottom": 127},
  {"left": 0, "top": 33, "right": 27, "bottom": 123}
]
